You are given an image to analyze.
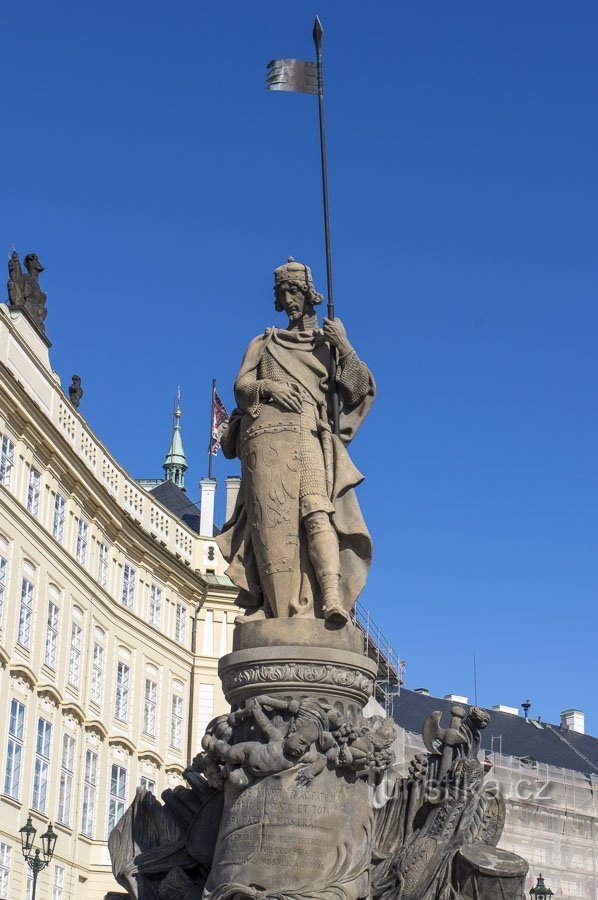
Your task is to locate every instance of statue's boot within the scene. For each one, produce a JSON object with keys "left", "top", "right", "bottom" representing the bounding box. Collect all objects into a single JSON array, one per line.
[{"left": 305, "top": 512, "right": 348, "bottom": 625}]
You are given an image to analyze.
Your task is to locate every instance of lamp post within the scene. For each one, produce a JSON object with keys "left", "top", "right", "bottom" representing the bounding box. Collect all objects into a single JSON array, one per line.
[
  {"left": 529, "top": 873, "right": 554, "bottom": 900},
  {"left": 19, "top": 816, "right": 58, "bottom": 900}
]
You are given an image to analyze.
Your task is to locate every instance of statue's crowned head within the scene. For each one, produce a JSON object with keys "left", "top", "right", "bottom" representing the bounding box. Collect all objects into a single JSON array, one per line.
[{"left": 273, "top": 257, "right": 323, "bottom": 318}]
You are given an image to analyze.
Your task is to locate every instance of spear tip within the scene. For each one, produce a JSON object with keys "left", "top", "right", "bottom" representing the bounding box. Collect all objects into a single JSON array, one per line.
[{"left": 313, "top": 15, "right": 324, "bottom": 50}]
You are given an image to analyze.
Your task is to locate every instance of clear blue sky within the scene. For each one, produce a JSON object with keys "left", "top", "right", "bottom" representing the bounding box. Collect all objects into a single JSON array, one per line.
[{"left": 2, "top": 2, "right": 597, "bottom": 731}]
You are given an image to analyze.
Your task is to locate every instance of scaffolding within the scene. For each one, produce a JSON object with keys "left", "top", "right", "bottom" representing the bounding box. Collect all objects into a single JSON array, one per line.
[
  {"left": 351, "top": 598, "right": 405, "bottom": 714},
  {"left": 395, "top": 726, "right": 598, "bottom": 900}
]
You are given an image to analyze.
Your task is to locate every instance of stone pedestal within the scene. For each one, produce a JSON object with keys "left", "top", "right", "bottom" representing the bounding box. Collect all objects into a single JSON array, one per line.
[
  {"left": 220, "top": 618, "right": 377, "bottom": 718},
  {"left": 205, "top": 619, "right": 379, "bottom": 900}
]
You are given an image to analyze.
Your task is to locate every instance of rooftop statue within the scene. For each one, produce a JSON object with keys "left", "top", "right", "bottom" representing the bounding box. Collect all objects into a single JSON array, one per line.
[
  {"left": 69, "top": 375, "right": 83, "bottom": 409},
  {"left": 7, "top": 250, "right": 48, "bottom": 334},
  {"left": 216, "top": 257, "right": 375, "bottom": 626}
]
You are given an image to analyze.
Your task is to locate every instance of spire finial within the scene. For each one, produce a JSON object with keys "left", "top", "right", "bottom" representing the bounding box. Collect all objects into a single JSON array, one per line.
[{"left": 163, "top": 387, "right": 188, "bottom": 490}]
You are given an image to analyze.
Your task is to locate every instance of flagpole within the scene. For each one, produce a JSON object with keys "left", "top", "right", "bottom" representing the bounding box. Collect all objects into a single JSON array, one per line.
[
  {"left": 208, "top": 378, "right": 216, "bottom": 479},
  {"left": 313, "top": 16, "right": 340, "bottom": 437}
]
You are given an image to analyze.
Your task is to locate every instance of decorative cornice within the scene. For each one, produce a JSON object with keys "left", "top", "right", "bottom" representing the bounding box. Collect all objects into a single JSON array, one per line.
[
  {"left": 138, "top": 749, "right": 164, "bottom": 768},
  {"left": 62, "top": 701, "right": 86, "bottom": 724},
  {"left": 10, "top": 661, "right": 37, "bottom": 688},
  {"left": 165, "top": 762, "right": 185, "bottom": 775},
  {"left": 38, "top": 683, "right": 64, "bottom": 706},
  {"left": 109, "top": 734, "right": 136, "bottom": 755},
  {"left": 85, "top": 719, "right": 108, "bottom": 739}
]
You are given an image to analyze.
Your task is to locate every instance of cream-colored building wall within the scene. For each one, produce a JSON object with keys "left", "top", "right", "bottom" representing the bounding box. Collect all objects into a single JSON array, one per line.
[{"left": 0, "top": 305, "right": 238, "bottom": 900}]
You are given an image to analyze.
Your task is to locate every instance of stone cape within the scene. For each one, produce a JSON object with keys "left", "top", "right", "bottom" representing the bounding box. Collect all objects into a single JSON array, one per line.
[
  {"left": 204, "top": 765, "right": 372, "bottom": 900},
  {"left": 217, "top": 327, "right": 375, "bottom": 615}
]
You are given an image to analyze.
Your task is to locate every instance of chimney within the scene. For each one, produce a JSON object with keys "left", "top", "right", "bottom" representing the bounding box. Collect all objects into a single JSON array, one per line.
[
  {"left": 444, "top": 694, "right": 468, "bottom": 704},
  {"left": 199, "top": 478, "right": 216, "bottom": 537},
  {"left": 225, "top": 476, "right": 241, "bottom": 524},
  {"left": 560, "top": 709, "right": 585, "bottom": 734},
  {"left": 414, "top": 688, "right": 430, "bottom": 696},
  {"left": 492, "top": 705, "right": 519, "bottom": 716}
]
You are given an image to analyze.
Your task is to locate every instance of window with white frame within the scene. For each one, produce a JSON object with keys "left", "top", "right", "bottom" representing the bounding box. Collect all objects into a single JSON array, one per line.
[
  {"left": 121, "top": 563, "right": 136, "bottom": 609},
  {"left": 44, "top": 599, "right": 60, "bottom": 669},
  {"left": 0, "top": 841, "right": 11, "bottom": 899},
  {"left": 139, "top": 776, "right": 156, "bottom": 793},
  {"left": 32, "top": 717, "right": 52, "bottom": 812},
  {"left": 68, "top": 621, "right": 82, "bottom": 687},
  {"left": 148, "top": 584, "right": 162, "bottom": 627},
  {"left": 108, "top": 764, "right": 127, "bottom": 834},
  {"left": 170, "top": 693, "right": 183, "bottom": 750},
  {"left": 26, "top": 467, "right": 41, "bottom": 516},
  {"left": 56, "top": 733, "right": 75, "bottom": 827},
  {"left": 114, "top": 661, "right": 130, "bottom": 721},
  {"left": 97, "top": 541, "right": 109, "bottom": 587},
  {"left": 52, "top": 865, "right": 65, "bottom": 900},
  {"left": 0, "top": 549, "right": 7, "bottom": 628},
  {"left": 17, "top": 576, "right": 34, "bottom": 649},
  {"left": 143, "top": 678, "right": 157, "bottom": 736},
  {"left": 26, "top": 872, "right": 33, "bottom": 900},
  {"left": 76, "top": 517, "right": 88, "bottom": 565},
  {"left": 3, "top": 699, "right": 25, "bottom": 798},
  {"left": 52, "top": 493, "right": 66, "bottom": 542},
  {"left": 0, "top": 434, "right": 14, "bottom": 489},
  {"left": 81, "top": 748, "right": 98, "bottom": 837},
  {"left": 175, "top": 602, "right": 186, "bottom": 644},
  {"left": 90, "top": 641, "right": 104, "bottom": 705}
]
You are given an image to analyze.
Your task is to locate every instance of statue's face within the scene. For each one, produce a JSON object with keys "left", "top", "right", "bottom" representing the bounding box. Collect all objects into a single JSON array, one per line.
[
  {"left": 283, "top": 720, "right": 319, "bottom": 758},
  {"left": 276, "top": 279, "right": 308, "bottom": 323}
]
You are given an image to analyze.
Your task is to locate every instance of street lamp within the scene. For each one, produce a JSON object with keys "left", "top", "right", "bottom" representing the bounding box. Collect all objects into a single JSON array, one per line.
[
  {"left": 529, "top": 874, "right": 554, "bottom": 900},
  {"left": 19, "top": 817, "right": 58, "bottom": 900}
]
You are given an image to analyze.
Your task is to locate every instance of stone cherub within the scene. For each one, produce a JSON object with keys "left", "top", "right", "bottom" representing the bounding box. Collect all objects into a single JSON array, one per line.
[
  {"left": 7, "top": 250, "right": 48, "bottom": 333},
  {"left": 217, "top": 257, "right": 375, "bottom": 625},
  {"left": 203, "top": 694, "right": 333, "bottom": 788}
]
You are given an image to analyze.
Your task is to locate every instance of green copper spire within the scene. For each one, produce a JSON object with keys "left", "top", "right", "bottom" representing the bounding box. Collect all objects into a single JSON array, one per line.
[{"left": 163, "top": 388, "right": 188, "bottom": 490}]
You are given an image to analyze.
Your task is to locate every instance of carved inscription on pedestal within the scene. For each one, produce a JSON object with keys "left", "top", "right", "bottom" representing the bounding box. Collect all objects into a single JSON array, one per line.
[{"left": 206, "top": 767, "right": 371, "bottom": 898}]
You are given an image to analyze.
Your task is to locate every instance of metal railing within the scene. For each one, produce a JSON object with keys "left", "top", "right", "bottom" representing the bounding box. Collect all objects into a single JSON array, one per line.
[{"left": 351, "top": 598, "right": 405, "bottom": 714}]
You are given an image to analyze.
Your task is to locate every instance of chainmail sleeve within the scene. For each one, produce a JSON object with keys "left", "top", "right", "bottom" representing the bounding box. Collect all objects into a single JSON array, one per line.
[
  {"left": 234, "top": 373, "right": 263, "bottom": 418},
  {"left": 336, "top": 350, "right": 372, "bottom": 405}
]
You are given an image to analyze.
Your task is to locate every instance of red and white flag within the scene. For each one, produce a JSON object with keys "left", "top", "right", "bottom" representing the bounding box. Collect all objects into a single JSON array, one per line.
[{"left": 210, "top": 391, "right": 229, "bottom": 456}]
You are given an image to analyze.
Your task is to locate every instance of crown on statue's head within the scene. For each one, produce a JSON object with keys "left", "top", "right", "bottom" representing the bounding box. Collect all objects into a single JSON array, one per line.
[{"left": 274, "top": 256, "right": 315, "bottom": 289}]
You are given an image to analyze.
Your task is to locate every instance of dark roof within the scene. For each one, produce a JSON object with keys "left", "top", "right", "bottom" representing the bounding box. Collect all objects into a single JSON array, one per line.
[
  {"left": 393, "top": 689, "right": 598, "bottom": 777},
  {"left": 149, "top": 480, "right": 200, "bottom": 533}
]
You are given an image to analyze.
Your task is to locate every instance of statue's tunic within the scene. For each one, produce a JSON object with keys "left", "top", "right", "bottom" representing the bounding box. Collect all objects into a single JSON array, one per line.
[{"left": 217, "top": 327, "right": 375, "bottom": 618}]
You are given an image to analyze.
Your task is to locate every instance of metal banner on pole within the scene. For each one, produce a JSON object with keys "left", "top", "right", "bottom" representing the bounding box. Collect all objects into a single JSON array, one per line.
[{"left": 266, "top": 16, "right": 340, "bottom": 436}]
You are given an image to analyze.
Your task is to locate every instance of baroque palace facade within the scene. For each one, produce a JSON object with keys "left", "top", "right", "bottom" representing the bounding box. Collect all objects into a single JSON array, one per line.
[{"left": 0, "top": 301, "right": 238, "bottom": 900}]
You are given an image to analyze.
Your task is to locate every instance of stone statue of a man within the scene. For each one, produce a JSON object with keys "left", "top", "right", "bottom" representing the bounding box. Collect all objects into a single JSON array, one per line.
[{"left": 217, "top": 257, "right": 375, "bottom": 625}]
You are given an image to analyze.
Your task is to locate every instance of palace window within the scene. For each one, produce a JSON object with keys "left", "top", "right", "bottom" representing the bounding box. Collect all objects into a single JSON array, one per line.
[
  {"left": 52, "top": 493, "right": 66, "bottom": 542},
  {"left": 56, "top": 733, "right": 75, "bottom": 827},
  {"left": 170, "top": 693, "right": 183, "bottom": 750},
  {"left": 81, "top": 748, "right": 98, "bottom": 837},
  {"left": 52, "top": 865, "right": 65, "bottom": 900},
  {"left": 17, "top": 577, "right": 34, "bottom": 649},
  {"left": 139, "top": 776, "right": 156, "bottom": 793},
  {"left": 27, "top": 468, "right": 41, "bottom": 516},
  {"left": 68, "top": 621, "right": 82, "bottom": 687},
  {"left": 114, "top": 661, "right": 130, "bottom": 722},
  {"left": 97, "top": 542, "right": 109, "bottom": 587},
  {"left": 90, "top": 642, "right": 104, "bottom": 706},
  {"left": 0, "top": 842, "right": 11, "bottom": 899},
  {"left": 32, "top": 717, "right": 52, "bottom": 812},
  {"left": 143, "top": 679, "right": 157, "bottom": 736},
  {"left": 121, "top": 563, "right": 136, "bottom": 609},
  {"left": 175, "top": 602, "right": 186, "bottom": 644},
  {"left": 108, "top": 764, "right": 127, "bottom": 834},
  {"left": 0, "top": 434, "right": 14, "bottom": 489},
  {"left": 3, "top": 699, "right": 25, "bottom": 799},
  {"left": 76, "top": 518, "right": 88, "bottom": 565},
  {"left": 0, "top": 551, "right": 7, "bottom": 628},
  {"left": 148, "top": 584, "right": 162, "bottom": 627},
  {"left": 44, "top": 600, "right": 60, "bottom": 669}
]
